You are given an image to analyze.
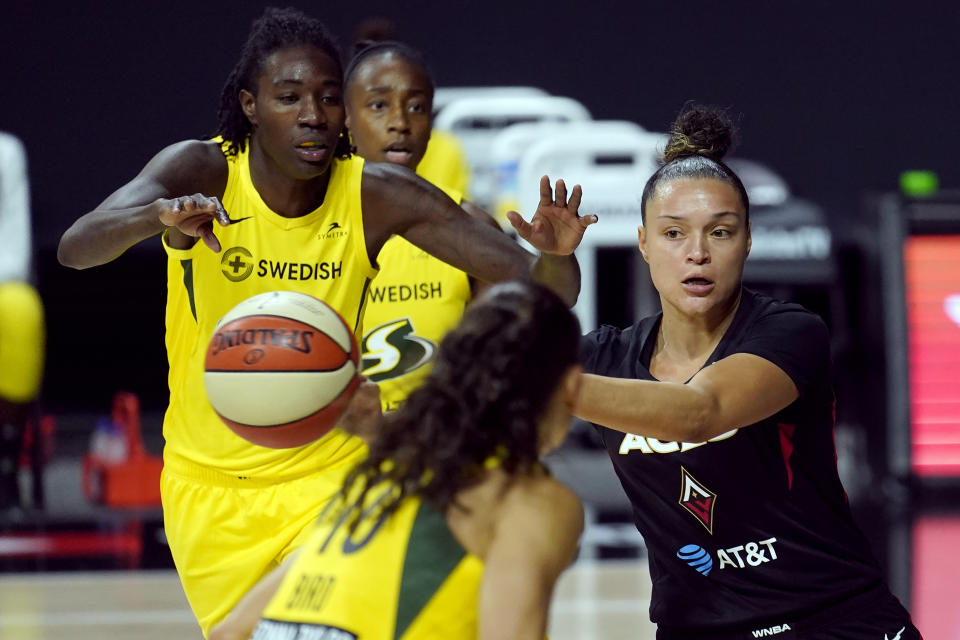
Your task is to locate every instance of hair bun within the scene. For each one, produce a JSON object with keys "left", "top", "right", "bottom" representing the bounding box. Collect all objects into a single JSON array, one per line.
[
  {"left": 351, "top": 39, "right": 380, "bottom": 57},
  {"left": 663, "top": 104, "right": 738, "bottom": 163},
  {"left": 352, "top": 17, "right": 396, "bottom": 49}
]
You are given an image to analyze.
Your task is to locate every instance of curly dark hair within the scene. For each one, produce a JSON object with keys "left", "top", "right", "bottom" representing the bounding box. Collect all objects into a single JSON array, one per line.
[
  {"left": 213, "top": 7, "right": 351, "bottom": 158},
  {"left": 337, "top": 281, "right": 581, "bottom": 527},
  {"left": 640, "top": 103, "right": 749, "bottom": 224}
]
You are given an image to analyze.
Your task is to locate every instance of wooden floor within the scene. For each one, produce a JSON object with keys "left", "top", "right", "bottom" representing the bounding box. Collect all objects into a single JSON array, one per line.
[{"left": 0, "top": 559, "right": 657, "bottom": 639}]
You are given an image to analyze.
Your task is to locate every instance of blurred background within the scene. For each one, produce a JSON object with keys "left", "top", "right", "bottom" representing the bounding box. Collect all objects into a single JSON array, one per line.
[{"left": 1, "top": 1, "right": 959, "bottom": 637}]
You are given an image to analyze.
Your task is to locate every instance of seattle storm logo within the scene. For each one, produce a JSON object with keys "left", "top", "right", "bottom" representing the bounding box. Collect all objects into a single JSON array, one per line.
[
  {"left": 361, "top": 319, "right": 435, "bottom": 381},
  {"left": 220, "top": 246, "right": 254, "bottom": 282}
]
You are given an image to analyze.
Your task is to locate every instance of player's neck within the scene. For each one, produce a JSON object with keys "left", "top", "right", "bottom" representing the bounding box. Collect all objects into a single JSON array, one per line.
[
  {"left": 656, "top": 292, "right": 740, "bottom": 363},
  {"left": 247, "top": 139, "right": 332, "bottom": 218}
]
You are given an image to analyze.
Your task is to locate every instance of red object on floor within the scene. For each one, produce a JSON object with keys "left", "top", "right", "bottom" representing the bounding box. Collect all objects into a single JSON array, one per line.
[
  {"left": 0, "top": 531, "right": 142, "bottom": 559},
  {"left": 82, "top": 391, "right": 163, "bottom": 508}
]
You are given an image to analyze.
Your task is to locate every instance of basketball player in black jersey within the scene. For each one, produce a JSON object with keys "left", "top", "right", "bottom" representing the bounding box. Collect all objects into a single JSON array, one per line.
[{"left": 574, "top": 105, "right": 920, "bottom": 638}]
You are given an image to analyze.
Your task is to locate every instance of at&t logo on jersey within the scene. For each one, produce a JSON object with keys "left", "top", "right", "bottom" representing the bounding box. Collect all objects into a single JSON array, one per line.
[
  {"left": 717, "top": 538, "right": 778, "bottom": 569},
  {"left": 676, "top": 544, "right": 713, "bottom": 575},
  {"left": 361, "top": 318, "right": 435, "bottom": 382},
  {"left": 676, "top": 537, "right": 780, "bottom": 576}
]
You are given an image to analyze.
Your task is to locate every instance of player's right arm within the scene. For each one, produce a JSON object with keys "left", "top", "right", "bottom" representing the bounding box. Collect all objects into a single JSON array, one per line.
[
  {"left": 57, "top": 139, "right": 228, "bottom": 269},
  {"left": 479, "top": 477, "right": 583, "bottom": 640}
]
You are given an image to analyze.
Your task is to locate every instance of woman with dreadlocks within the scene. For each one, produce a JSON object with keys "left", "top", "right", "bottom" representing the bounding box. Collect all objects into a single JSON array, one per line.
[
  {"left": 57, "top": 7, "right": 593, "bottom": 636},
  {"left": 210, "top": 281, "right": 584, "bottom": 640}
]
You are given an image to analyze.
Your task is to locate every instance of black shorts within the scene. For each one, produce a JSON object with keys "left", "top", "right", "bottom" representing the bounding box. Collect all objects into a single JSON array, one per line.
[{"left": 656, "top": 587, "right": 922, "bottom": 640}]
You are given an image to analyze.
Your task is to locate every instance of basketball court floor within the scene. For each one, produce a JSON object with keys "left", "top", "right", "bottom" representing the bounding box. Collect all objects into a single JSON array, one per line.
[{"left": 0, "top": 559, "right": 657, "bottom": 639}]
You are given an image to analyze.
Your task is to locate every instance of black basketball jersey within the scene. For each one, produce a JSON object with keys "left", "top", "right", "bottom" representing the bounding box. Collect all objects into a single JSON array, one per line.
[{"left": 582, "top": 288, "right": 885, "bottom": 630}]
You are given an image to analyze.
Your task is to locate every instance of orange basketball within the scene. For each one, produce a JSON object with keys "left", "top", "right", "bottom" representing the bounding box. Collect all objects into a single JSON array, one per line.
[{"left": 204, "top": 291, "right": 360, "bottom": 448}]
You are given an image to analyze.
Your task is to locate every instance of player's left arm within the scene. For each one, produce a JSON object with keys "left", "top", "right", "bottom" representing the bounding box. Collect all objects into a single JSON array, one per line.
[
  {"left": 209, "top": 551, "right": 298, "bottom": 640},
  {"left": 479, "top": 479, "right": 583, "bottom": 640},
  {"left": 361, "top": 163, "right": 595, "bottom": 307},
  {"left": 575, "top": 354, "right": 798, "bottom": 443}
]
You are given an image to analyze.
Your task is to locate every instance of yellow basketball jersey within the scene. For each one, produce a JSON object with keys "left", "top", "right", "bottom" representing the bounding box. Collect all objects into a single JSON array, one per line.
[
  {"left": 258, "top": 493, "right": 483, "bottom": 639},
  {"left": 162, "top": 144, "right": 377, "bottom": 478},
  {"left": 417, "top": 129, "right": 471, "bottom": 197},
  {"left": 360, "top": 183, "right": 471, "bottom": 411}
]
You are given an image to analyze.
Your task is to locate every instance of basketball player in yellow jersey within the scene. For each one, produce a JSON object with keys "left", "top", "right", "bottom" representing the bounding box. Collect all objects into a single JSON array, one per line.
[
  {"left": 56, "top": 8, "right": 595, "bottom": 636},
  {"left": 418, "top": 129, "right": 471, "bottom": 196},
  {"left": 211, "top": 282, "right": 584, "bottom": 640},
  {"left": 344, "top": 40, "right": 501, "bottom": 410}
]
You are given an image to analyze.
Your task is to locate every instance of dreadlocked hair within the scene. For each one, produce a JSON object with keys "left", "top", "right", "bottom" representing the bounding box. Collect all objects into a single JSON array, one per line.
[
  {"left": 337, "top": 281, "right": 580, "bottom": 530},
  {"left": 213, "top": 6, "right": 351, "bottom": 158},
  {"left": 640, "top": 103, "right": 749, "bottom": 224}
]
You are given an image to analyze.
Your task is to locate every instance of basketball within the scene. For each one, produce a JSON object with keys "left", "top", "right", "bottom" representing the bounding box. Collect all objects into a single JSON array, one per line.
[{"left": 204, "top": 291, "right": 361, "bottom": 448}]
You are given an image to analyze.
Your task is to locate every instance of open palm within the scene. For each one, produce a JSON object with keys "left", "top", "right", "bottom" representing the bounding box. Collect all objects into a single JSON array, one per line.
[{"left": 506, "top": 176, "right": 597, "bottom": 255}]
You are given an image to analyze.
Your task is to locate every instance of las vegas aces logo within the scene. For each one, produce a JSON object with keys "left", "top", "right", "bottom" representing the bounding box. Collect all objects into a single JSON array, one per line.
[{"left": 361, "top": 318, "right": 436, "bottom": 381}]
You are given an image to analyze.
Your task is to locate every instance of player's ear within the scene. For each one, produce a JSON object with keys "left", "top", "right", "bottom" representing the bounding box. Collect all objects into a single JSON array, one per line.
[
  {"left": 638, "top": 224, "right": 649, "bottom": 263},
  {"left": 562, "top": 365, "right": 583, "bottom": 409},
  {"left": 240, "top": 90, "right": 257, "bottom": 126}
]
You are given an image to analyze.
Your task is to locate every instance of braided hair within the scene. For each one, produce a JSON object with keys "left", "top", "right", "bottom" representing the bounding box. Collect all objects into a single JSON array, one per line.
[
  {"left": 338, "top": 281, "right": 580, "bottom": 525},
  {"left": 213, "top": 6, "right": 351, "bottom": 158},
  {"left": 640, "top": 104, "right": 749, "bottom": 224}
]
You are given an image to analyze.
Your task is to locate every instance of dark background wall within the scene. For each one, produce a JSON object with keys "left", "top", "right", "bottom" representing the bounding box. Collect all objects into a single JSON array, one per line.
[{"left": 2, "top": 0, "right": 958, "bottom": 411}]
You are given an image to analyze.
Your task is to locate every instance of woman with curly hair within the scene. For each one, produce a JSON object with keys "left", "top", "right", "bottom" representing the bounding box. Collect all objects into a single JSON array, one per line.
[
  {"left": 575, "top": 104, "right": 920, "bottom": 638},
  {"left": 211, "top": 281, "right": 584, "bottom": 640}
]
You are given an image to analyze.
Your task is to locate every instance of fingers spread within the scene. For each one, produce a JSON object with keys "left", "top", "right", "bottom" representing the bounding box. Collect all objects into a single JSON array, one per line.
[
  {"left": 568, "top": 184, "right": 583, "bottom": 213},
  {"left": 506, "top": 210, "right": 532, "bottom": 238},
  {"left": 554, "top": 179, "right": 567, "bottom": 207},
  {"left": 539, "top": 175, "right": 553, "bottom": 207}
]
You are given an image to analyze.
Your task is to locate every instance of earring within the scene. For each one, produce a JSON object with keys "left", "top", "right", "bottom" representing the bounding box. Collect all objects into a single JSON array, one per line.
[{"left": 340, "top": 129, "right": 357, "bottom": 154}]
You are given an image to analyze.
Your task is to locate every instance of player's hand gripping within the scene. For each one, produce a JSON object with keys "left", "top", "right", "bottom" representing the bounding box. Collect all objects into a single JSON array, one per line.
[
  {"left": 156, "top": 194, "right": 241, "bottom": 253},
  {"left": 506, "top": 176, "right": 598, "bottom": 255}
]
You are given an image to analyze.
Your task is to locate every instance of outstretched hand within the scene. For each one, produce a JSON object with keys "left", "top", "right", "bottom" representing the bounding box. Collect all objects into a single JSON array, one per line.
[
  {"left": 506, "top": 176, "right": 597, "bottom": 255},
  {"left": 156, "top": 194, "right": 235, "bottom": 252}
]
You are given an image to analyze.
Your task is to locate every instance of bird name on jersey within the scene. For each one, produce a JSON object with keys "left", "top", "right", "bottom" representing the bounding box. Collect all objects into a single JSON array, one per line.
[
  {"left": 618, "top": 428, "right": 739, "bottom": 455},
  {"left": 284, "top": 573, "right": 337, "bottom": 613},
  {"left": 251, "top": 618, "right": 356, "bottom": 640}
]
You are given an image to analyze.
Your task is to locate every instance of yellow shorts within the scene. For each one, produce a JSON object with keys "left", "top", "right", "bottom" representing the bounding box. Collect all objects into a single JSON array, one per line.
[
  {"left": 160, "top": 444, "right": 367, "bottom": 637},
  {"left": 0, "top": 281, "right": 44, "bottom": 403}
]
